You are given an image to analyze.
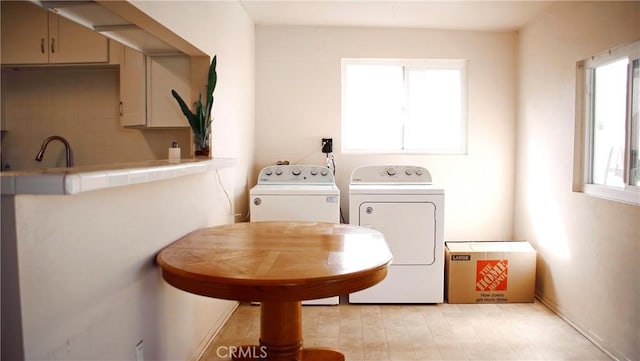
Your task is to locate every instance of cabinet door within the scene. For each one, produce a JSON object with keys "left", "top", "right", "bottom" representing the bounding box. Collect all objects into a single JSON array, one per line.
[
  {"left": 48, "top": 13, "right": 109, "bottom": 64},
  {"left": 0, "top": 1, "right": 49, "bottom": 64},
  {"left": 120, "top": 47, "right": 147, "bottom": 127},
  {"left": 146, "top": 56, "right": 190, "bottom": 127}
]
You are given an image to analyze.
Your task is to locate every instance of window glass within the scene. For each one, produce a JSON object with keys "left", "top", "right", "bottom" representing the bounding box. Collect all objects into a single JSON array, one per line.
[
  {"left": 343, "top": 64, "right": 404, "bottom": 151},
  {"left": 591, "top": 57, "right": 628, "bottom": 186},
  {"left": 630, "top": 59, "right": 639, "bottom": 186},
  {"left": 405, "top": 68, "right": 463, "bottom": 152}
]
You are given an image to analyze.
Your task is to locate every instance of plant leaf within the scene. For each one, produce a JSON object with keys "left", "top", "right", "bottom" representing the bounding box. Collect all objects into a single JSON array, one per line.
[
  {"left": 205, "top": 56, "right": 217, "bottom": 122},
  {"left": 171, "top": 89, "right": 198, "bottom": 130},
  {"left": 195, "top": 93, "right": 205, "bottom": 134}
]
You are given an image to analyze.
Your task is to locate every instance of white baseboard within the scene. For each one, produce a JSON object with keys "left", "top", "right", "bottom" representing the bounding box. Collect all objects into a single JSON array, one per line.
[
  {"left": 535, "top": 294, "right": 622, "bottom": 361},
  {"left": 191, "top": 301, "right": 240, "bottom": 361}
]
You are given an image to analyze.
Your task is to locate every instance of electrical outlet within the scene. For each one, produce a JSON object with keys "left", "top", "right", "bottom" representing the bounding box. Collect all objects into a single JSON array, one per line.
[
  {"left": 322, "top": 138, "right": 333, "bottom": 153},
  {"left": 135, "top": 340, "right": 144, "bottom": 361}
]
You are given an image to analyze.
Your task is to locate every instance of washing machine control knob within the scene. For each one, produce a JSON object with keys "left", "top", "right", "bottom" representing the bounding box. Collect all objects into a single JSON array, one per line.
[
  {"left": 275, "top": 169, "right": 283, "bottom": 176},
  {"left": 415, "top": 168, "right": 423, "bottom": 176},
  {"left": 320, "top": 169, "right": 329, "bottom": 176},
  {"left": 264, "top": 169, "right": 273, "bottom": 176},
  {"left": 310, "top": 169, "right": 318, "bottom": 176},
  {"left": 405, "top": 168, "right": 413, "bottom": 176},
  {"left": 291, "top": 168, "right": 301, "bottom": 176},
  {"left": 386, "top": 168, "right": 396, "bottom": 176}
]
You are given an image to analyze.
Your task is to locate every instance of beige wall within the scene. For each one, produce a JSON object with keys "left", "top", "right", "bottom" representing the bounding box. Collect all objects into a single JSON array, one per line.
[
  {"left": 255, "top": 26, "right": 517, "bottom": 240},
  {"left": 0, "top": 67, "right": 190, "bottom": 170},
  {"left": 515, "top": 2, "right": 640, "bottom": 360},
  {"left": 130, "top": 0, "right": 256, "bottom": 221}
]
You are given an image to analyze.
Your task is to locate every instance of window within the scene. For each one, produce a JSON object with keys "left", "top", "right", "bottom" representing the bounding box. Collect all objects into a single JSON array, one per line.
[
  {"left": 341, "top": 58, "right": 467, "bottom": 154},
  {"left": 577, "top": 40, "right": 640, "bottom": 205}
]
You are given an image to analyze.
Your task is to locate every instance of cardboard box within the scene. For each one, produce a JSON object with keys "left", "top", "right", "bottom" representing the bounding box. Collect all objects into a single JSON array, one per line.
[{"left": 445, "top": 241, "right": 536, "bottom": 303}]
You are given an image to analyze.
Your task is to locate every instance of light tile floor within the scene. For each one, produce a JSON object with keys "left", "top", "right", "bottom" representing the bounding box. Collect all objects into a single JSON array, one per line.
[{"left": 201, "top": 299, "right": 610, "bottom": 361}]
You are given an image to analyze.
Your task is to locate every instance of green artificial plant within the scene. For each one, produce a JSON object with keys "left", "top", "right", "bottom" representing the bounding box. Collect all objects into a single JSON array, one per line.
[{"left": 171, "top": 55, "right": 217, "bottom": 155}]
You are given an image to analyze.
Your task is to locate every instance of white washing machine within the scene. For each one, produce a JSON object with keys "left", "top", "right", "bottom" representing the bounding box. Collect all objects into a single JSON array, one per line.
[
  {"left": 348, "top": 165, "right": 444, "bottom": 303},
  {"left": 250, "top": 164, "right": 340, "bottom": 305}
]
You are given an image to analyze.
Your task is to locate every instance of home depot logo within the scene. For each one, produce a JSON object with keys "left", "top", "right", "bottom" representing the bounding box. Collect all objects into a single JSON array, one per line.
[{"left": 476, "top": 260, "right": 508, "bottom": 291}]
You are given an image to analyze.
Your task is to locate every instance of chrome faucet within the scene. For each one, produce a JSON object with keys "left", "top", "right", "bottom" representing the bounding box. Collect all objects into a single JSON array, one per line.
[{"left": 35, "top": 136, "right": 74, "bottom": 168}]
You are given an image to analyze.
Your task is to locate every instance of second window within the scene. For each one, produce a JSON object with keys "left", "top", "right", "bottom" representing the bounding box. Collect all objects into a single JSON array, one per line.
[{"left": 341, "top": 58, "right": 468, "bottom": 154}]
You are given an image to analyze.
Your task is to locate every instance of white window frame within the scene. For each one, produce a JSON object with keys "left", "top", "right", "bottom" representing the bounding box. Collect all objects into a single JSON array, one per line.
[
  {"left": 341, "top": 58, "right": 468, "bottom": 154},
  {"left": 575, "top": 40, "right": 640, "bottom": 205}
]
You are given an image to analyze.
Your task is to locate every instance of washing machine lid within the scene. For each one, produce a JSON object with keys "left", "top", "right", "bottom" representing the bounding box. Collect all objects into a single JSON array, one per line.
[
  {"left": 349, "top": 183, "right": 443, "bottom": 195},
  {"left": 250, "top": 184, "right": 340, "bottom": 196}
]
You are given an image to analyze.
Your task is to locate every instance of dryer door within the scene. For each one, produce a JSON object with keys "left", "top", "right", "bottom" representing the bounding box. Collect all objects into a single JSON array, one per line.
[{"left": 358, "top": 202, "right": 436, "bottom": 265}]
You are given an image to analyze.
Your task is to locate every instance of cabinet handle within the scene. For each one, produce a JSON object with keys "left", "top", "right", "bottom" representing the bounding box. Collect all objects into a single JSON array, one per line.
[
  {"left": 50, "top": 38, "right": 55, "bottom": 53},
  {"left": 41, "top": 38, "right": 45, "bottom": 53},
  {"left": 119, "top": 101, "right": 124, "bottom": 116}
]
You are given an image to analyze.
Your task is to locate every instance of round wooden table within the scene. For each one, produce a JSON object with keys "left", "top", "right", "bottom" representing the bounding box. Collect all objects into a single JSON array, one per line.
[{"left": 156, "top": 221, "right": 392, "bottom": 361}]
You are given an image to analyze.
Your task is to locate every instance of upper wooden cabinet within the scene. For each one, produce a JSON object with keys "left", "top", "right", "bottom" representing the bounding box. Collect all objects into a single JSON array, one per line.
[
  {"left": 1, "top": 1, "right": 108, "bottom": 65},
  {"left": 119, "top": 46, "right": 147, "bottom": 127},
  {"left": 145, "top": 56, "right": 191, "bottom": 128},
  {"left": 117, "top": 43, "right": 191, "bottom": 128}
]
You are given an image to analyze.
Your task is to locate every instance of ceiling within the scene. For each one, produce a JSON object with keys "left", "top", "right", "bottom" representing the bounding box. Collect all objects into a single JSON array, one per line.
[{"left": 239, "top": 0, "right": 553, "bottom": 32}]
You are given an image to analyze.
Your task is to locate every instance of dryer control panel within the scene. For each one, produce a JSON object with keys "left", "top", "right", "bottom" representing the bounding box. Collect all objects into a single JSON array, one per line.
[
  {"left": 350, "top": 165, "right": 432, "bottom": 184},
  {"left": 257, "top": 165, "right": 335, "bottom": 184}
]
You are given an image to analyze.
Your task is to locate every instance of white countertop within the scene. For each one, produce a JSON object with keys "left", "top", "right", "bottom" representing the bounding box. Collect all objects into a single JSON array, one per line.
[{"left": 0, "top": 158, "right": 236, "bottom": 195}]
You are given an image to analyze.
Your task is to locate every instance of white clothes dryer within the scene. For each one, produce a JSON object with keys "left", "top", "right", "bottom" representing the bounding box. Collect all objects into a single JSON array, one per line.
[
  {"left": 250, "top": 164, "right": 340, "bottom": 305},
  {"left": 348, "top": 165, "right": 444, "bottom": 303}
]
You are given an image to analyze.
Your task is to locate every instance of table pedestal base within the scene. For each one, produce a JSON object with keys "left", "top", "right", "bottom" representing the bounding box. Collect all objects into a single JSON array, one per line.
[{"left": 231, "top": 301, "right": 344, "bottom": 361}]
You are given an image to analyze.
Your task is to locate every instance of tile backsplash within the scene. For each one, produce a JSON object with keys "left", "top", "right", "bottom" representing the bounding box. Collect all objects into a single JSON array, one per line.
[{"left": 0, "top": 67, "right": 189, "bottom": 171}]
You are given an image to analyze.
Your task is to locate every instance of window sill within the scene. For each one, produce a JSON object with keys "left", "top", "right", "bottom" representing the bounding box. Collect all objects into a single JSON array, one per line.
[{"left": 582, "top": 184, "right": 640, "bottom": 206}]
